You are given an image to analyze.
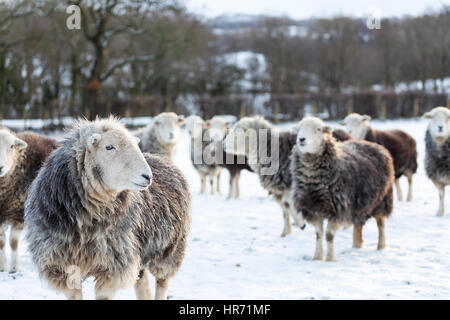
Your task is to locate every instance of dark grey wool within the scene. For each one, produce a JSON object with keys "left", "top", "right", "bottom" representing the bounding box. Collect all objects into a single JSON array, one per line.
[
  {"left": 24, "top": 130, "right": 191, "bottom": 299},
  {"left": 291, "top": 138, "right": 394, "bottom": 226},
  {"left": 425, "top": 130, "right": 450, "bottom": 185}
]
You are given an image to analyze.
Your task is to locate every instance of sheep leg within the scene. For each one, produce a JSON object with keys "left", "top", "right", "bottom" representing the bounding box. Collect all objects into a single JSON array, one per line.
[
  {"left": 436, "top": 184, "right": 445, "bottom": 216},
  {"left": 200, "top": 175, "right": 207, "bottom": 194},
  {"left": 210, "top": 177, "right": 215, "bottom": 195},
  {"left": 0, "top": 224, "right": 6, "bottom": 272},
  {"left": 134, "top": 269, "right": 152, "bottom": 300},
  {"left": 352, "top": 224, "right": 364, "bottom": 249},
  {"left": 65, "top": 289, "right": 83, "bottom": 300},
  {"left": 216, "top": 172, "right": 221, "bottom": 194},
  {"left": 405, "top": 171, "right": 413, "bottom": 202},
  {"left": 235, "top": 172, "right": 241, "bottom": 198},
  {"left": 326, "top": 221, "right": 339, "bottom": 262},
  {"left": 155, "top": 278, "right": 170, "bottom": 300},
  {"left": 227, "top": 174, "right": 234, "bottom": 199},
  {"left": 9, "top": 223, "right": 23, "bottom": 273},
  {"left": 376, "top": 216, "right": 386, "bottom": 250},
  {"left": 311, "top": 220, "right": 324, "bottom": 260},
  {"left": 394, "top": 178, "right": 403, "bottom": 201},
  {"left": 280, "top": 209, "right": 292, "bottom": 237}
]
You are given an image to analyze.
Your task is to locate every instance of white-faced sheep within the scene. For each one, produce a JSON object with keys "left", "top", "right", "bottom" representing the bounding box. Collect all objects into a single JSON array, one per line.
[
  {"left": 207, "top": 116, "right": 253, "bottom": 199},
  {"left": 224, "top": 116, "right": 351, "bottom": 237},
  {"left": 0, "top": 128, "right": 58, "bottom": 273},
  {"left": 25, "top": 117, "right": 191, "bottom": 300},
  {"left": 135, "top": 112, "right": 184, "bottom": 160},
  {"left": 343, "top": 113, "right": 417, "bottom": 202},
  {"left": 291, "top": 117, "right": 394, "bottom": 261},
  {"left": 224, "top": 116, "right": 299, "bottom": 236},
  {"left": 424, "top": 107, "right": 450, "bottom": 216},
  {"left": 185, "top": 115, "right": 223, "bottom": 195}
]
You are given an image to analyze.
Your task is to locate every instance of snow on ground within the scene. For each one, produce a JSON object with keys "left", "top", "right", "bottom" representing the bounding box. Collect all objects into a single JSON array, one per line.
[{"left": 1, "top": 117, "right": 450, "bottom": 300}]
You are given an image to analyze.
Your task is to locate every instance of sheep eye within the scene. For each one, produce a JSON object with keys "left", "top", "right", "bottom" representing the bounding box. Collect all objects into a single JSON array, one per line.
[
  {"left": 105, "top": 145, "right": 115, "bottom": 151},
  {"left": 10, "top": 145, "right": 14, "bottom": 149},
  {"left": 317, "top": 128, "right": 322, "bottom": 132}
]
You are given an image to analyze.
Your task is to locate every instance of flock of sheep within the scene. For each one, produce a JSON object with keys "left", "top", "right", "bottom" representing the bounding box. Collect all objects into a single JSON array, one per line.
[{"left": 0, "top": 106, "right": 449, "bottom": 300}]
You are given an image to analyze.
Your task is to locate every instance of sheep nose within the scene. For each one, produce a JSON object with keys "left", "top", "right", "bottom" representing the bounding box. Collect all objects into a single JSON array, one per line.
[
  {"left": 169, "top": 133, "right": 174, "bottom": 139},
  {"left": 299, "top": 138, "right": 306, "bottom": 143},
  {"left": 141, "top": 174, "right": 152, "bottom": 183},
  {"left": 438, "top": 126, "right": 443, "bottom": 132}
]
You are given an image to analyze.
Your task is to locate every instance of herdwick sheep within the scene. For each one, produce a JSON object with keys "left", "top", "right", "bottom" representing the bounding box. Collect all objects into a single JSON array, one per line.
[
  {"left": 207, "top": 116, "right": 253, "bottom": 199},
  {"left": 0, "top": 129, "right": 58, "bottom": 273},
  {"left": 342, "top": 113, "right": 417, "bottom": 202},
  {"left": 25, "top": 117, "right": 191, "bottom": 300},
  {"left": 224, "top": 116, "right": 351, "bottom": 237},
  {"left": 291, "top": 117, "right": 394, "bottom": 261},
  {"left": 424, "top": 107, "right": 450, "bottom": 216},
  {"left": 224, "top": 116, "right": 299, "bottom": 237},
  {"left": 185, "top": 115, "right": 223, "bottom": 195},
  {"left": 135, "top": 112, "right": 184, "bottom": 160}
]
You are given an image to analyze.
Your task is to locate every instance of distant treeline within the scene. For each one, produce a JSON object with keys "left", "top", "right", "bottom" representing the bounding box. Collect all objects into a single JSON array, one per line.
[{"left": 0, "top": 1, "right": 449, "bottom": 121}]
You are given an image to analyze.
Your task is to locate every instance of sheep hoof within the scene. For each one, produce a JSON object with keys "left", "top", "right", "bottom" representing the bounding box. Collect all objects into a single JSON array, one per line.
[
  {"left": 377, "top": 245, "right": 386, "bottom": 251},
  {"left": 9, "top": 268, "right": 17, "bottom": 274},
  {"left": 280, "top": 232, "right": 288, "bottom": 237},
  {"left": 437, "top": 211, "right": 445, "bottom": 217},
  {"left": 312, "top": 255, "right": 323, "bottom": 261},
  {"left": 352, "top": 244, "right": 363, "bottom": 249},
  {"left": 326, "top": 256, "right": 338, "bottom": 262}
]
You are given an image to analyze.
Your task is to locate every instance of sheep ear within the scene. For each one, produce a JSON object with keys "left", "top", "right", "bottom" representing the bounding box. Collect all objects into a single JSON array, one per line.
[
  {"left": 423, "top": 112, "right": 432, "bottom": 119},
  {"left": 225, "top": 121, "right": 232, "bottom": 129},
  {"left": 205, "top": 121, "right": 211, "bottom": 129},
  {"left": 154, "top": 120, "right": 160, "bottom": 126},
  {"left": 15, "top": 138, "right": 27, "bottom": 150},
  {"left": 323, "top": 126, "right": 332, "bottom": 134},
  {"left": 135, "top": 137, "right": 141, "bottom": 144},
  {"left": 178, "top": 115, "right": 185, "bottom": 124},
  {"left": 292, "top": 123, "right": 300, "bottom": 132},
  {"left": 88, "top": 133, "right": 102, "bottom": 147},
  {"left": 362, "top": 115, "right": 371, "bottom": 122}
]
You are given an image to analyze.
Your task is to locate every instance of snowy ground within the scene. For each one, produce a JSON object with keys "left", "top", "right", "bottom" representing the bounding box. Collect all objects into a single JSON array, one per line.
[{"left": 1, "top": 117, "right": 450, "bottom": 300}]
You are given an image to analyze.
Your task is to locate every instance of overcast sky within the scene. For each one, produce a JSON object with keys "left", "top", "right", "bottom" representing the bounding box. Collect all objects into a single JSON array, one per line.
[{"left": 184, "top": 0, "right": 450, "bottom": 19}]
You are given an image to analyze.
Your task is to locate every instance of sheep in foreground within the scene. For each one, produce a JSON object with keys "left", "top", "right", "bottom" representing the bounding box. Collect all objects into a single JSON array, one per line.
[
  {"left": 424, "top": 107, "right": 450, "bottom": 216},
  {"left": 207, "top": 116, "right": 253, "bottom": 199},
  {"left": 342, "top": 113, "right": 417, "bottom": 202},
  {"left": 135, "top": 112, "right": 184, "bottom": 160},
  {"left": 25, "top": 117, "right": 191, "bottom": 300},
  {"left": 0, "top": 128, "right": 57, "bottom": 273},
  {"left": 185, "top": 115, "right": 223, "bottom": 195},
  {"left": 291, "top": 117, "right": 394, "bottom": 261}
]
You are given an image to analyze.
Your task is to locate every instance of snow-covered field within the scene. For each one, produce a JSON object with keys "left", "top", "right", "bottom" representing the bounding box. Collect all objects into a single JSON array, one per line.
[{"left": 1, "top": 117, "right": 450, "bottom": 300}]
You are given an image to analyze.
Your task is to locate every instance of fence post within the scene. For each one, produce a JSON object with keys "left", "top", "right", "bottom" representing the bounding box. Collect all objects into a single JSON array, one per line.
[
  {"left": 240, "top": 103, "right": 246, "bottom": 118},
  {"left": 347, "top": 100, "right": 353, "bottom": 115},
  {"left": 274, "top": 102, "right": 280, "bottom": 124},
  {"left": 312, "top": 104, "right": 317, "bottom": 116},
  {"left": 0, "top": 111, "right": 3, "bottom": 126},
  {"left": 380, "top": 102, "right": 387, "bottom": 120},
  {"left": 413, "top": 99, "right": 420, "bottom": 118},
  {"left": 44, "top": 110, "right": 49, "bottom": 134},
  {"left": 447, "top": 98, "right": 450, "bottom": 109},
  {"left": 23, "top": 108, "right": 28, "bottom": 131}
]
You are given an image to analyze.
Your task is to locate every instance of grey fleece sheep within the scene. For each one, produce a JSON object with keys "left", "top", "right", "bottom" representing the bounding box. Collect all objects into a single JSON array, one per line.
[
  {"left": 135, "top": 112, "right": 185, "bottom": 160},
  {"left": 291, "top": 117, "right": 394, "bottom": 261},
  {"left": 0, "top": 129, "right": 58, "bottom": 273},
  {"left": 185, "top": 115, "right": 223, "bottom": 195},
  {"left": 224, "top": 116, "right": 351, "bottom": 237},
  {"left": 424, "top": 107, "right": 450, "bottom": 216},
  {"left": 25, "top": 117, "right": 191, "bottom": 300}
]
